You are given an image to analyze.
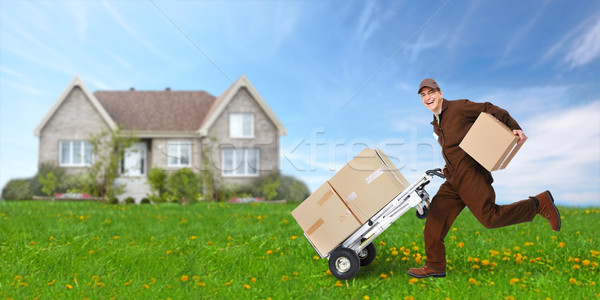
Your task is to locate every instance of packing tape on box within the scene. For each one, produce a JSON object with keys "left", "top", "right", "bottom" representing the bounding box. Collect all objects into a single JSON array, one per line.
[
  {"left": 345, "top": 192, "right": 357, "bottom": 203},
  {"left": 365, "top": 167, "right": 384, "bottom": 184},
  {"left": 317, "top": 190, "right": 333, "bottom": 206},
  {"left": 338, "top": 209, "right": 353, "bottom": 222},
  {"left": 306, "top": 218, "right": 324, "bottom": 236}
]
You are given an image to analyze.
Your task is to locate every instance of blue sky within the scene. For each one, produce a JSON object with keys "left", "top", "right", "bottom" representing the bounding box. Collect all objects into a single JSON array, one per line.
[{"left": 1, "top": 0, "right": 599, "bottom": 206}]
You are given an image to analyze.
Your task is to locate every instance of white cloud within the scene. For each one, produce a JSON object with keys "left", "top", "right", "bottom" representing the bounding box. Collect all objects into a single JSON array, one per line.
[
  {"left": 494, "top": 100, "right": 600, "bottom": 206},
  {"left": 101, "top": 1, "right": 164, "bottom": 59},
  {"left": 540, "top": 13, "right": 600, "bottom": 69},
  {"left": 355, "top": 0, "right": 378, "bottom": 42},
  {"left": 565, "top": 16, "right": 600, "bottom": 68}
]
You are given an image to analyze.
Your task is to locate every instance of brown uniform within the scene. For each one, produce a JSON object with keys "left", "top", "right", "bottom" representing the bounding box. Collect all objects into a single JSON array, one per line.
[{"left": 425, "top": 98, "right": 538, "bottom": 271}]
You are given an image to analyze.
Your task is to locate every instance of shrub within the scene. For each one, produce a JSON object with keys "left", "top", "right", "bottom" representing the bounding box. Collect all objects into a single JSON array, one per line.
[
  {"left": 39, "top": 171, "right": 57, "bottom": 196},
  {"left": 107, "top": 197, "right": 119, "bottom": 205},
  {"left": 140, "top": 198, "right": 151, "bottom": 204},
  {"left": 276, "top": 175, "right": 310, "bottom": 202},
  {"left": 252, "top": 172, "right": 280, "bottom": 200},
  {"left": 125, "top": 197, "right": 135, "bottom": 204},
  {"left": 147, "top": 167, "right": 168, "bottom": 203},
  {"left": 167, "top": 168, "right": 201, "bottom": 204},
  {"left": 2, "top": 179, "right": 32, "bottom": 200},
  {"left": 216, "top": 184, "right": 252, "bottom": 202}
]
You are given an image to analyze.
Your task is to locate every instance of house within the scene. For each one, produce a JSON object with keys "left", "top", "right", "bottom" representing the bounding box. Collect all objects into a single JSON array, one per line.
[{"left": 34, "top": 75, "right": 286, "bottom": 203}]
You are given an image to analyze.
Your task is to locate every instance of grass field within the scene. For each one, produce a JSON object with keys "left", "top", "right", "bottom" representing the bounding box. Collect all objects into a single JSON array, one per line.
[{"left": 0, "top": 200, "right": 599, "bottom": 299}]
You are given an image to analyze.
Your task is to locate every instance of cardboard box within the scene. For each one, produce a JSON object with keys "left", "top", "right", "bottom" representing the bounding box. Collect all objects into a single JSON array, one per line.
[
  {"left": 459, "top": 112, "right": 525, "bottom": 172},
  {"left": 328, "top": 149, "right": 411, "bottom": 224},
  {"left": 291, "top": 182, "right": 361, "bottom": 256}
]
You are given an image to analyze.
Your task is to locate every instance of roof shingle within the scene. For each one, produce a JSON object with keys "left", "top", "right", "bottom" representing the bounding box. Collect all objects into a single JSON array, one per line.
[{"left": 94, "top": 90, "right": 216, "bottom": 132}]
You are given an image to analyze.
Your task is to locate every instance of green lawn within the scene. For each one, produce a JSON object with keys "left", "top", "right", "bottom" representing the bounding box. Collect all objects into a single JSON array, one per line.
[{"left": 0, "top": 201, "right": 598, "bottom": 299}]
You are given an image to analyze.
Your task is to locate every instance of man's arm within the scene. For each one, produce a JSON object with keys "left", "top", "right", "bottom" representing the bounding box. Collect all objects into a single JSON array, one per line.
[
  {"left": 462, "top": 100, "right": 527, "bottom": 143},
  {"left": 461, "top": 100, "right": 521, "bottom": 130}
]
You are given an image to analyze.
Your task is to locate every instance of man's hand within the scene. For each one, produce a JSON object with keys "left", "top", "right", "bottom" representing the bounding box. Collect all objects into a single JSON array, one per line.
[{"left": 513, "top": 129, "right": 528, "bottom": 144}]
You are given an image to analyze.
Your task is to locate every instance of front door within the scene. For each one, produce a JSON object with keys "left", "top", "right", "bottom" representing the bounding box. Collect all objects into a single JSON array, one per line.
[{"left": 122, "top": 142, "right": 146, "bottom": 177}]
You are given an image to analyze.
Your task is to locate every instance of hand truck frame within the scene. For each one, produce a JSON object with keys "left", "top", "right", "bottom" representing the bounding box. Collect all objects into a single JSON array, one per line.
[{"left": 305, "top": 168, "right": 445, "bottom": 280}]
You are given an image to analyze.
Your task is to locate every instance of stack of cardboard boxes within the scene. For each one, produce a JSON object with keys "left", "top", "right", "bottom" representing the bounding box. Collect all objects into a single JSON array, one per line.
[{"left": 291, "top": 149, "right": 410, "bottom": 256}]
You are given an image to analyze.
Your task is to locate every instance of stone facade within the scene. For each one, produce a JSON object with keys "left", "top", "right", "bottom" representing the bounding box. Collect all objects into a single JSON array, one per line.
[
  {"left": 206, "top": 88, "right": 279, "bottom": 187},
  {"left": 38, "top": 86, "right": 111, "bottom": 175}
]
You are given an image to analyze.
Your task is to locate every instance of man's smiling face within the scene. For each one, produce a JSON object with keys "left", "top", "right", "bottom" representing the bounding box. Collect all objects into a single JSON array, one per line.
[{"left": 420, "top": 87, "right": 443, "bottom": 114}]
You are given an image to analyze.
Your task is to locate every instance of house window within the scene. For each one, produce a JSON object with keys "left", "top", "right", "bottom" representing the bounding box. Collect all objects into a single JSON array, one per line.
[
  {"left": 222, "top": 148, "right": 259, "bottom": 176},
  {"left": 168, "top": 141, "right": 191, "bottom": 167},
  {"left": 59, "top": 141, "right": 93, "bottom": 166},
  {"left": 229, "top": 113, "right": 254, "bottom": 138}
]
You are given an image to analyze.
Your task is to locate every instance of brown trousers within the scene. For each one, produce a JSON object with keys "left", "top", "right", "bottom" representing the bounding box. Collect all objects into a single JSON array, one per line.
[{"left": 424, "top": 164, "right": 538, "bottom": 271}]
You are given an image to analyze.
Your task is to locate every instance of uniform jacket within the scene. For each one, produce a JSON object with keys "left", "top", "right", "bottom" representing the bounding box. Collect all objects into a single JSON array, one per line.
[{"left": 432, "top": 99, "right": 521, "bottom": 180}]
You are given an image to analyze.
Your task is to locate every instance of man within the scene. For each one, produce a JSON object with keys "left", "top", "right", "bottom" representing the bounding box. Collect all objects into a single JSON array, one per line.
[{"left": 407, "top": 78, "right": 561, "bottom": 279}]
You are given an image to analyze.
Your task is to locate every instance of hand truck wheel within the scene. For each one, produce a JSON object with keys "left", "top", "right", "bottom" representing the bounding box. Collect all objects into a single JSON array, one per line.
[
  {"left": 358, "top": 242, "right": 376, "bottom": 266},
  {"left": 328, "top": 247, "right": 360, "bottom": 280},
  {"left": 416, "top": 205, "right": 429, "bottom": 219}
]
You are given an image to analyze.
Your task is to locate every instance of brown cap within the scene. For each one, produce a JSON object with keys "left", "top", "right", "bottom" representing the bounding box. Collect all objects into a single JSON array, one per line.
[{"left": 418, "top": 78, "right": 440, "bottom": 94}]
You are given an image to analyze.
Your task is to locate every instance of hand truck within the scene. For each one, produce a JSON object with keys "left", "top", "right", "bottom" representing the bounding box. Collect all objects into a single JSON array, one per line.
[{"left": 307, "top": 168, "right": 445, "bottom": 280}]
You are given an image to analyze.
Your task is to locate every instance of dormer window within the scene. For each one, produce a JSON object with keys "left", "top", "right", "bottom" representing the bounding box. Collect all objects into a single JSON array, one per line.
[{"left": 229, "top": 113, "right": 254, "bottom": 138}]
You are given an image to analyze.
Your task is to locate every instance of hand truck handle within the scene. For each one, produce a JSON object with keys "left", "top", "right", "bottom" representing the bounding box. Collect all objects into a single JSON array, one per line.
[{"left": 426, "top": 168, "right": 446, "bottom": 179}]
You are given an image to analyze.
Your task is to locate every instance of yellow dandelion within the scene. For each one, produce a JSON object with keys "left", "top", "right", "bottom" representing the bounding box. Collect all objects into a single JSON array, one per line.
[
  {"left": 505, "top": 296, "right": 515, "bottom": 300},
  {"left": 112, "top": 236, "right": 119, "bottom": 240},
  {"left": 48, "top": 280, "right": 56, "bottom": 286},
  {"left": 363, "top": 296, "right": 370, "bottom": 300},
  {"left": 181, "top": 275, "right": 189, "bottom": 282},
  {"left": 124, "top": 280, "right": 132, "bottom": 286},
  {"left": 313, "top": 255, "right": 319, "bottom": 260},
  {"left": 379, "top": 241, "right": 386, "bottom": 246},
  {"left": 582, "top": 260, "right": 590, "bottom": 266},
  {"left": 66, "top": 284, "right": 73, "bottom": 289},
  {"left": 482, "top": 259, "right": 490, "bottom": 266},
  {"left": 472, "top": 265, "right": 480, "bottom": 269},
  {"left": 251, "top": 278, "right": 256, "bottom": 282},
  {"left": 166, "top": 250, "right": 172, "bottom": 255},
  {"left": 458, "top": 242, "right": 465, "bottom": 248},
  {"left": 207, "top": 241, "right": 213, "bottom": 245},
  {"left": 290, "top": 235, "right": 297, "bottom": 240},
  {"left": 408, "top": 278, "right": 418, "bottom": 285},
  {"left": 392, "top": 250, "right": 399, "bottom": 256},
  {"left": 244, "top": 284, "right": 251, "bottom": 289},
  {"left": 197, "top": 282, "right": 206, "bottom": 286},
  {"left": 281, "top": 275, "right": 289, "bottom": 282},
  {"left": 225, "top": 279, "right": 233, "bottom": 286},
  {"left": 143, "top": 284, "right": 150, "bottom": 289},
  {"left": 404, "top": 296, "right": 414, "bottom": 300},
  {"left": 558, "top": 242, "right": 565, "bottom": 248},
  {"left": 30, "top": 241, "right": 36, "bottom": 245},
  {"left": 569, "top": 278, "right": 576, "bottom": 284},
  {"left": 189, "top": 236, "right": 197, "bottom": 240},
  {"left": 573, "top": 265, "right": 581, "bottom": 269},
  {"left": 489, "top": 281, "right": 495, "bottom": 286},
  {"left": 509, "top": 278, "right": 519, "bottom": 285},
  {"left": 326, "top": 270, "right": 332, "bottom": 275},
  {"left": 468, "top": 278, "right": 476, "bottom": 284},
  {"left": 96, "top": 282, "right": 105, "bottom": 287},
  {"left": 380, "top": 273, "right": 388, "bottom": 278},
  {"left": 334, "top": 281, "right": 343, "bottom": 287},
  {"left": 266, "top": 250, "right": 273, "bottom": 255}
]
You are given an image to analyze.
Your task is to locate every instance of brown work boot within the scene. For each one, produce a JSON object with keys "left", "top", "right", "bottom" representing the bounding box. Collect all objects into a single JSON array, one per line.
[
  {"left": 534, "top": 190, "right": 561, "bottom": 231},
  {"left": 407, "top": 265, "right": 446, "bottom": 278}
]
